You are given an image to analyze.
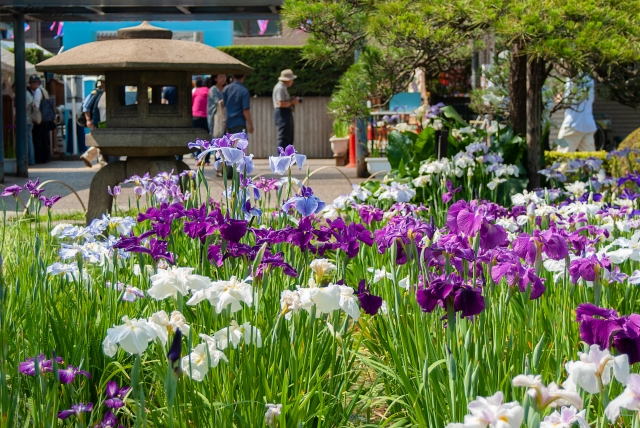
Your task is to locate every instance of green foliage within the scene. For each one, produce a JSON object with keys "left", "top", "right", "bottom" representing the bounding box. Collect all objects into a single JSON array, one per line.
[
  {"left": 327, "top": 61, "right": 371, "bottom": 123},
  {"left": 217, "top": 46, "right": 349, "bottom": 97},
  {"left": 385, "top": 130, "right": 431, "bottom": 175},
  {"left": 493, "top": 127, "right": 526, "bottom": 166},
  {"left": 7, "top": 47, "right": 53, "bottom": 65},
  {"left": 331, "top": 120, "right": 350, "bottom": 138},
  {"left": 282, "top": 0, "right": 478, "bottom": 112}
]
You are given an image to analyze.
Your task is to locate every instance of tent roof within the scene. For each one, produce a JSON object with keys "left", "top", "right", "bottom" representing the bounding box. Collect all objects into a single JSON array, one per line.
[
  {"left": 1, "top": 47, "right": 38, "bottom": 76},
  {"left": 35, "top": 21, "right": 253, "bottom": 75}
]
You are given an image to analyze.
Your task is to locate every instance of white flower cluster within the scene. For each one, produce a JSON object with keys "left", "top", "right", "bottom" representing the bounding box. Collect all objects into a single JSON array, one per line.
[
  {"left": 322, "top": 184, "right": 372, "bottom": 220},
  {"left": 147, "top": 266, "right": 211, "bottom": 300},
  {"left": 48, "top": 215, "right": 136, "bottom": 274},
  {"left": 375, "top": 182, "right": 416, "bottom": 203},
  {"left": 181, "top": 321, "right": 262, "bottom": 381},
  {"left": 186, "top": 275, "right": 254, "bottom": 314},
  {"left": 102, "top": 310, "right": 189, "bottom": 357},
  {"left": 280, "top": 280, "right": 361, "bottom": 321},
  {"left": 412, "top": 144, "right": 518, "bottom": 190}
]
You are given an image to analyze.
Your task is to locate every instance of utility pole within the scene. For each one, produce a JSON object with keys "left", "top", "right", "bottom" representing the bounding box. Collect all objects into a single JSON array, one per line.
[{"left": 14, "top": 13, "right": 28, "bottom": 177}]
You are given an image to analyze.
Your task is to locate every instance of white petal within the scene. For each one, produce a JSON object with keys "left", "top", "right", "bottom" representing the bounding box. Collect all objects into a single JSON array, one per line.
[{"left": 614, "top": 354, "right": 630, "bottom": 386}]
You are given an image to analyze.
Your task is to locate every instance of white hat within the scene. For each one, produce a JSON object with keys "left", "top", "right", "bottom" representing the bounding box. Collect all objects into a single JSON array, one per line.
[{"left": 278, "top": 69, "right": 297, "bottom": 82}]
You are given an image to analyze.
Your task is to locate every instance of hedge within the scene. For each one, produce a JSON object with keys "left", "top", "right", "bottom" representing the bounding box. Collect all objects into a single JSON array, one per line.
[{"left": 217, "top": 46, "right": 349, "bottom": 97}]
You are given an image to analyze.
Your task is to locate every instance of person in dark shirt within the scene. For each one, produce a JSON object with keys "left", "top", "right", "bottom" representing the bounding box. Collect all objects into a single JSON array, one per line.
[
  {"left": 222, "top": 74, "right": 253, "bottom": 134},
  {"left": 161, "top": 86, "right": 177, "bottom": 105}
]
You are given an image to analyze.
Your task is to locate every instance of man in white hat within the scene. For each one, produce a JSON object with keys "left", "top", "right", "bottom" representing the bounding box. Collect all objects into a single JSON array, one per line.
[{"left": 273, "top": 69, "right": 300, "bottom": 151}]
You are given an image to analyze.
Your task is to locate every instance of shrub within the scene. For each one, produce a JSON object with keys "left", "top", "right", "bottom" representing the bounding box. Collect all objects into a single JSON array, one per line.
[
  {"left": 544, "top": 150, "right": 608, "bottom": 166},
  {"left": 217, "top": 46, "right": 349, "bottom": 97}
]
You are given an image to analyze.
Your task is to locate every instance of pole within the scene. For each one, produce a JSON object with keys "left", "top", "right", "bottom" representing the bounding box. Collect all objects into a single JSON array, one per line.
[
  {"left": 71, "top": 76, "right": 78, "bottom": 154},
  {"left": 13, "top": 13, "right": 27, "bottom": 177},
  {"left": 0, "top": 45, "right": 3, "bottom": 183},
  {"left": 353, "top": 48, "right": 369, "bottom": 177}
]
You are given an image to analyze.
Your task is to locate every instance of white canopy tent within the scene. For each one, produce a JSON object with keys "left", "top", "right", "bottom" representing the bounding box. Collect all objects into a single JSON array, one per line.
[{"left": 1, "top": 47, "right": 37, "bottom": 77}]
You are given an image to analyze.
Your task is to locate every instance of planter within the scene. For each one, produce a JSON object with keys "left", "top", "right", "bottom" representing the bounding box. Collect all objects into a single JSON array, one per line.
[
  {"left": 3, "top": 158, "right": 16, "bottom": 174},
  {"left": 365, "top": 157, "right": 391, "bottom": 175},
  {"left": 330, "top": 136, "right": 349, "bottom": 167}
]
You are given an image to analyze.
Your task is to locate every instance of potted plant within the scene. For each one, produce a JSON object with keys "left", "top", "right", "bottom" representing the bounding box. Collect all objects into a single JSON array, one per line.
[
  {"left": 3, "top": 126, "right": 16, "bottom": 174},
  {"left": 365, "top": 119, "right": 392, "bottom": 175},
  {"left": 329, "top": 120, "right": 350, "bottom": 166}
]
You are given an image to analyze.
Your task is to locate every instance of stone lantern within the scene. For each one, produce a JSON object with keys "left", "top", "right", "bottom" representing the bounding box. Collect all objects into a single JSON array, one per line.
[{"left": 36, "top": 21, "right": 252, "bottom": 222}]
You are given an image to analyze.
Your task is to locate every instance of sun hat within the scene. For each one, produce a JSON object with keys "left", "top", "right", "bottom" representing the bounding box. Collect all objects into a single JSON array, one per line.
[{"left": 278, "top": 69, "right": 297, "bottom": 82}]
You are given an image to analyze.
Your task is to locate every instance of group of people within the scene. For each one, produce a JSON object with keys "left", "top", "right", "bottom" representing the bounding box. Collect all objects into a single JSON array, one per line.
[
  {"left": 78, "top": 68, "right": 301, "bottom": 169},
  {"left": 190, "top": 68, "right": 301, "bottom": 168},
  {"left": 18, "top": 75, "right": 54, "bottom": 165}
]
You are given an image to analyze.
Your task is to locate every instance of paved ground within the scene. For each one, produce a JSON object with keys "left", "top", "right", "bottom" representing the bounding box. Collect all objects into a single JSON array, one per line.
[{"left": 0, "top": 157, "right": 365, "bottom": 217}]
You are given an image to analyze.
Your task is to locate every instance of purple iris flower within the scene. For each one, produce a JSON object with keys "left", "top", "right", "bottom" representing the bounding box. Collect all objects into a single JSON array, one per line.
[
  {"left": 283, "top": 186, "right": 326, "bottom": 217},
  {"left": 575, "top": 303, "right": 640, "bottom": 364},
  {"left": 442, "top": 180, "right": 462, "bottom": 204},
  {"left": 286, "top": 217, "right": 315, "bottom": 250},
  {"left": 167, "top": 329, "right": 182, "bottom": 374},
  {"left": 356, "top": 204, "right": 384, "bottom": 225},
  {"left": 512, "top": 229, "right": 568, "bottom": 264},
  {"left": 107, "top": 185, "right": 122, "bottom": 197},
  {"left": 105, "top": 380, "right": 132, "bottom": 409},
  {"left": 183, "top": 204, "right": 216, "bottom": 243},
  {"left": 491, "top": 251, "right": 546, "bottom": 299},
  {"left": 254, "top": 251, "right": 299, "bottom": 278},
  {"left": 127, "top": 238, "right": 175, "bottom": 265},
  {"left": 255, "top": 177, "right": 281, "bottom": 193},
  {"left": 374, "top": 215, "right": 436, "bottom": 265},
  {"left": 58, "top": 365, "right": 91, "bottom": 384},
  {"left": 251, "top": 227, "right": 292, "bottom": 246},
  {"left": 415, "top": 273, "right": 485, "bottom": 319},
  {"left": 446, "top": 200, "right": 507, "bottom": 250},
  {"left": 269, "top": 144, "right": 307, "bottom": 175},
  {"left": 241, "top": 200, "right": 262, "bottom": 220},
  {"left": 219, "top": 218, "right": 248, "bottom": 243},
  {"left": 19, "top": 354, "right": 63, "bottom": 375},
  {"left": 94, "top": 410, "right": 124, "bottom": 428},
  {"left": 569, "top": 254, "right": 611, "bottom": 284},
  {"left": 19, "top": 354, "right": 47, "bottom": 375},
  {"left": 137, "top": 202, "right": 186, "bottom": 238},
  {"left": 39, "top": 195, "right": 62, "bottom": 209},
  {"left": 357, "top": 280, "right": 383, "bottom": 315},
  {"left": 24, "top": 178, "right": 45, "bottom": 197},
  {"left": 319, "top": 218, "right": 373, "bottom": 259},
  {"left": 58, "top": 402, "right": 93, "bottom": 420},
  {"left": 0, "top": 184, "right": 22, "bottom": 197}
]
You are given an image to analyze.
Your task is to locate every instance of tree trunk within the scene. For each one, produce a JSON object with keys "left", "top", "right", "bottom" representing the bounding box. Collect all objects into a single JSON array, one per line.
[
  {"left": 509, "top": 40, "right": 527, "bottom": 137},
  {"left": 526, "top": 57, "right": 546, "bottom": 190}
]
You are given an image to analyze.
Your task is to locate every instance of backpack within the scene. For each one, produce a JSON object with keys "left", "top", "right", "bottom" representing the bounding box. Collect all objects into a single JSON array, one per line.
[
  {"left": 27, "top": 100, "right": 42, "bottom": 124},
  {"left": 39, "top": 88, "right": 56, "bottom": 122}
]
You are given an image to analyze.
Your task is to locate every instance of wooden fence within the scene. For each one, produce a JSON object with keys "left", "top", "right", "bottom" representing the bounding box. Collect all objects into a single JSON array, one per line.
[{"left": 247, "top": 96, "right": 333, "bottom": 158}]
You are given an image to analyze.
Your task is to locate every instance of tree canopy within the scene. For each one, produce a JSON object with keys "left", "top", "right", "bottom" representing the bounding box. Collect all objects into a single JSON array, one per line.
[{"left": 284, "top": 0, "right": 640, "bottom": 186}]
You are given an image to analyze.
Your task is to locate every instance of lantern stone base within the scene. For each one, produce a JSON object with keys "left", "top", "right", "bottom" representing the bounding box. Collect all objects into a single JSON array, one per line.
[{"left": 86, "top": 156, "right": 190, "bottom": 224}]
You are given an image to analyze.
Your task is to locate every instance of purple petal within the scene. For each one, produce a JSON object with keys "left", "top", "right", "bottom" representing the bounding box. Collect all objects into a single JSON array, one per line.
[
  {"left": 106, "top": 380, "right": 119, "bottom": 398},
  {"left": 105, "top": 398, "right": 125, "bottom": 409},
  {"left": 57, "top": 409, "right": 76, "bottom": 420},
  {"left": 294, "top": 197, "right": 319, "bottom": 217},
  {"left": 453, "top": 286, "right": 485, "bottom": 318},
  {"left": 480, "top": 222, "right": 507, "bottom": 250}
]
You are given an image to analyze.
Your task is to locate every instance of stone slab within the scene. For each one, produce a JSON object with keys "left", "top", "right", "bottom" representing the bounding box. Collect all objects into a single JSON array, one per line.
[{"left": 86, "top": 128, "right": 210, "bottom": 157}]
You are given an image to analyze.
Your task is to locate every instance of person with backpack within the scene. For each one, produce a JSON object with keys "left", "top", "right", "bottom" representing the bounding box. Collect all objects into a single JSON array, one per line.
[
  {"left": 28, "top": 75, "right": 53, "bottom": 164},
  {"left": 79, "top": 76, "right": 117, "bottom": 167}
]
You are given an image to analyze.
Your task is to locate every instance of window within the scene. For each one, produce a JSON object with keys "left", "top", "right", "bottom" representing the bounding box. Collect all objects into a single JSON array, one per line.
[
  {"left": 233, "top": 19, "right": 281, "bottom": 37},
  {"left": 117, "top": 86, "right": 137, "bottom": 106},
  {"left": 148, "top": 86, "right": 179, "bottom": 115}
]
